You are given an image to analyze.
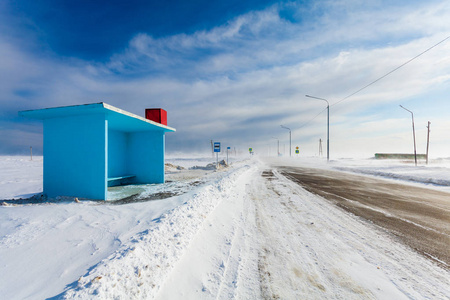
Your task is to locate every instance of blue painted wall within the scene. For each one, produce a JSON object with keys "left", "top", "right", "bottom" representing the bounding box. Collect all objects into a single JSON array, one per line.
[
  {"left": 44, "top": 114, "right": 107, "bottom": 200},
  {"left": 128, "top": 131, "right": 165, "bottom": 184},
  {"left": 108, "top": 130, "right": 128, "bottom": 178}
]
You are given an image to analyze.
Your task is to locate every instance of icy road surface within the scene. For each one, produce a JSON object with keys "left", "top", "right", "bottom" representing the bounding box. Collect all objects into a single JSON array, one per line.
[
  {"left": 278, "top": 166, "right": 450, "bottom": 269},
  {"left": 1, "top": 157, "right": 449, "bottom": 299}
]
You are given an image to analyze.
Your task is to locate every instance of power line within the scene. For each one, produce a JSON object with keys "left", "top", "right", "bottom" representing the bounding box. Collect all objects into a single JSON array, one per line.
[
  {"left": 298, "top": 34, "right": 450, "bottom": 129},
  {"left": 332, "top": 34, "right": 450, "bottom": 107},
  {"left": 298, "top": 107, "right": 328, "bottom": 129}
]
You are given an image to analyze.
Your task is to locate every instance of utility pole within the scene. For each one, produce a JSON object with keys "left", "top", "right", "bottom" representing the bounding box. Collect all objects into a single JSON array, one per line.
[
  {"left": 319, "top": 139, "right": 323, "bottom": 157},
  {"left": 426, "top": 121, "right": 431, "bottom": 165},
  {"left": 306, "top": 95, "right": 330, "bottom": 161}
]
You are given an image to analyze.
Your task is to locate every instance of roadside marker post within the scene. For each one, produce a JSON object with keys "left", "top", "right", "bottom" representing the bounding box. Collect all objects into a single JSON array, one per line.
[{"left": 227, "top": 146, "right": 231, "bottom": 165}]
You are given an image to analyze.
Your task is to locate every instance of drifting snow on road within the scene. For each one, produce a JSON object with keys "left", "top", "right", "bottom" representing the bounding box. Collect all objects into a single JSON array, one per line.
[
  {"left": 60, "top": 163, "right": 260, "bottom": 299},
  {"left": 1, "top": 156, "right": 449, "bottom": 299},
  {"left": 278, "top": 166, "right": 450, "bottom": 268},
  {"left": 253, "top": 168, "right": 449, "bottom": 299},
  {"left": 62, "top": 160, "right": 449, "bottom": 299}
]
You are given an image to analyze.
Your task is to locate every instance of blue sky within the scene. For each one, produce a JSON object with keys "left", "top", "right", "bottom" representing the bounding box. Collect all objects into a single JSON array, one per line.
[{"left": 1, "top": 0, "right": 450, "bottom": 158}]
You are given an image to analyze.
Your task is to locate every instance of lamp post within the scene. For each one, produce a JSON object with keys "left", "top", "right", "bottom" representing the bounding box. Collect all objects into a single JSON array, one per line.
[
  {"left": 306, "top": 95, "right": 330, "bottom": 161},
  {"left": 280, "top": 125, "right": 291, "bottom": 157},
  {"left": 400, "top": 105, "right": 417, "bottom": 166},
  {"left": 272, "top": 137, "right": 280, "bottom": 156},
  {"left": 426, "top": 121, "right": 431, "bottom": 165}
]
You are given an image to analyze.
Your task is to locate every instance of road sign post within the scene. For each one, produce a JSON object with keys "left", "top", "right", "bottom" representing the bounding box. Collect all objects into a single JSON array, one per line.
[{"left": 214, "top": 142, "right": 221, "bottom": 167}]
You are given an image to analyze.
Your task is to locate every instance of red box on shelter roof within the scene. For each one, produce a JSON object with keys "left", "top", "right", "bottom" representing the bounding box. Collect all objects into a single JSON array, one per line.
[{"left": 145, "top": 108, "right": 167, "bottom": 125}]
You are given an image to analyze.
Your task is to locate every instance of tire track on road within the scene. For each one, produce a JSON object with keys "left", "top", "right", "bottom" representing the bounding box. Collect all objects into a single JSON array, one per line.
[{"left": 279, "top": 167, "right": 450, "bottom": 269}]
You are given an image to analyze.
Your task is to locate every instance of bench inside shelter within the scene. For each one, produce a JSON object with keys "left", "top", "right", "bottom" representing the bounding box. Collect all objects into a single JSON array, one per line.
[{"left": 107, "top": 174, "right": 136, "bottom": 187}]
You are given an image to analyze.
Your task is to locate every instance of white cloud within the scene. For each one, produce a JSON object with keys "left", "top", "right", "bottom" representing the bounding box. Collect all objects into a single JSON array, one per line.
[{"left": 2, "top": 0, "right": 450, "bottom": 156}]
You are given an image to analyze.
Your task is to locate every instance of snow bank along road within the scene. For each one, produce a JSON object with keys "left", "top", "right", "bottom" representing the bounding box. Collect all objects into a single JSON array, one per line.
[
  {"left": 2, "top": 158, "right": 449, "bottom": 299},
  {"left": 278, "top": 166, "right": 450, "bottom": 269}
]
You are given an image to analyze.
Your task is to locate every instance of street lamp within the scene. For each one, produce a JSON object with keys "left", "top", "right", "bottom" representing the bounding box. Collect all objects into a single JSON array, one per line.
[
  {"left": 272, "top": 137, "right": 280, "bottom": 156},
  {"left": 280, "top": 125, "right": 291, "bottom": 157},
  {"left": 400, "top": 105, "right": 417, "bottom": 166},
  {"left": 306, "top": 95, "right": 330, "bottom": 161}
]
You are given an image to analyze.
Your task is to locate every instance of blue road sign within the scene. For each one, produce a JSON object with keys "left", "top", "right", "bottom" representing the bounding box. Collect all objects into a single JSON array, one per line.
[{"left": 214, "top": 142, "right": 221, "bottom": 152}]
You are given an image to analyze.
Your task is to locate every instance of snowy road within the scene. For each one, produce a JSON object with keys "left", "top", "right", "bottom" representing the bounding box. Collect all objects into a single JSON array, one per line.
[
  {"left": 278, "top": 166, "right": 450, "bottom": 269},
  {"left": 2, "top": 157, "right": 449, "bottom": 299},
  {"left": 138, "top": 161, "right": 450, "bottom": 299},
  {"left": 250, "top": 167, "right": 448, "bottom": 299}
]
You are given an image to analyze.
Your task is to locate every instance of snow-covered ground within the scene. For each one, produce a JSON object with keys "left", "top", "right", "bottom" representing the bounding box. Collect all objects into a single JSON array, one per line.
[
  {"left": 0, "top": 156, "right": 43, "bottom": 199},
  {"left": 1, "top": 155, "right": 449, "bottom": 299}
]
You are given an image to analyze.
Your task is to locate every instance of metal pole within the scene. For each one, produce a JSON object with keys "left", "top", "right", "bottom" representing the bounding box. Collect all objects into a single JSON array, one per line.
[
  {"left": 306, "top": 95, "right": 330, "bottom": 161},
  {"left": 426, "top": 121, "right": 431, "bottom": 165},
  {"left": 400, "top": 105, "right": 417, "bottom": 166},
  {"left": 280, "top": 126, "right": 292, "bottom": 157},
  {"left": 319, "top": 139, "right": 323, "bottom": 157},
  {"left": 30, "top": 146, "right": 33, "bottom": 161},
  {"left": 289, "top": 130, "right": 291, "bottom": 157},
  {"left": 412, "top": 113, "right": 417, "bottom": 166},
  {"left": 327, "top": 104, "right": 330, "bottom": 161},
  {"left": 227, "top": 147, "right": 229, "bottom": 165}
]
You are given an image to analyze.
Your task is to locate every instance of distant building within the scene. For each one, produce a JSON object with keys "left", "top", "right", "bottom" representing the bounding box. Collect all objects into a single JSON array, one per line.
[{"left": 19, "top": 103, "right": 175, "bottom": 200}]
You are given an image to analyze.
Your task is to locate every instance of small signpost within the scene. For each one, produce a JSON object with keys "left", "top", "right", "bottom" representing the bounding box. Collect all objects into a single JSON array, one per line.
[
  {"left": 295, "top": 146, "right": 299, "bottom": 155},
  {"left": 214, "top": 142, "right": 221, "bottom": 167},
  {"left": 214, "top": 142, "right": 221, "bottom": 152},
  {"left": 249, "top": 147, "right": 253, "bottom": 155},
  {"left": 227, "top": 146, "right": 231, "bottom": 165}
]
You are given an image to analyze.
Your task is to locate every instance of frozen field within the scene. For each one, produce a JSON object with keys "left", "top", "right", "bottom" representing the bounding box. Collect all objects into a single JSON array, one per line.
[{"left": 1, "top": 155, "right": 449, "bottom": 299}]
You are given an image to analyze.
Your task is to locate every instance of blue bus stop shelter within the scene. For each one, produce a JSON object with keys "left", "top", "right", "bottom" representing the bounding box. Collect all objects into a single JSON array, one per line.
[{"left": 19, "top": 102, "right": 176, "bottom": 200}]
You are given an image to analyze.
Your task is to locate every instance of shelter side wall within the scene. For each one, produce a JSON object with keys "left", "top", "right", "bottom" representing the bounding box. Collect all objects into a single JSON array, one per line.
[
  {"left": 43, "top": 114, "right": 107, "bottom": 200},
  {"left": 128, "top": 131, "right": 165, "bottom": 183},
  {"left": 108, "top": 130, "right": 128, "bottom": 178}
]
